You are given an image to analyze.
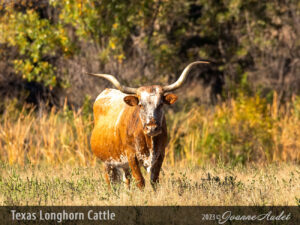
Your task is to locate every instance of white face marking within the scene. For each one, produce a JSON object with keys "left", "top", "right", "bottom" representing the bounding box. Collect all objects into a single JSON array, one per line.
[
  {"left": 138, "top": 87, "right": 164, "bottom": 136},
  {"left": 140, "top": 88, "right": 161, "bottom": 111}
]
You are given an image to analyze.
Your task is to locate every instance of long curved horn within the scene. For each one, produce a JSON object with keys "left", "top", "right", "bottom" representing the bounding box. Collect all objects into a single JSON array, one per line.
[
  {"left": 163, "top": 61, "right": 210, "bottom": 92},
  {"left": 86, "top": 73, "right": 137, "bottom": 94}
]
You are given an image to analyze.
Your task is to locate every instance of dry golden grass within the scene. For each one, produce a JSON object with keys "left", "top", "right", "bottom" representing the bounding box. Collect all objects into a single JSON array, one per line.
[
  {"left": 0, "top": 163, "right": 299, "bottom": 206},
  {"left": 1, "top": 92, "right": 300, "bottom": 167},
  {"left": 0, "top": 101, "right": 96, "bottom": 166},
  {"left": 166, "top": 92, "right": 300, "bottom": 165}
]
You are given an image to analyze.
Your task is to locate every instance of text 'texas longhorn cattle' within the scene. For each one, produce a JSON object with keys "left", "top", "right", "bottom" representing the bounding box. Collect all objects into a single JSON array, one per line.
[{"left": 87, "top": 61, "right": 209, "bottom": 189}]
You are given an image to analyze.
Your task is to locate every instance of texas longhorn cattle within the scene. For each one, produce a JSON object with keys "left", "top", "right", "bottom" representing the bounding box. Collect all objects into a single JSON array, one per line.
[{"left": 87, "top": 61, "right": 209, "bottom": 189}]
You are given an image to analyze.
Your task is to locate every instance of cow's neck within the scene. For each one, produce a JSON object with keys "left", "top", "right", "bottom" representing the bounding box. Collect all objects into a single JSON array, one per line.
[
  {"left": 145, "top": 135, "right": 160, "bottom": 158},
  {"left": 145, "top": 135, "right": 153, "bottom": 151}
]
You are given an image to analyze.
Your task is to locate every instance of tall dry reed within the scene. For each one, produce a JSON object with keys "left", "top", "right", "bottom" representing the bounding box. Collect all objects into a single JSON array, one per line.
[
  {"left": 0, "top": 100, "right": 96, "bottom": 166},
  {"left": 0, "top": 92, "right": 299, "bottom": 166}
]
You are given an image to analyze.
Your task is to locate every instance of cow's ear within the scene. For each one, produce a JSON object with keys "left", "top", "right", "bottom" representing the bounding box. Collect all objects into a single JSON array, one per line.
[
  {"left": 163, "top": 93, "right": 178, "bottom": 105},
  {"left": 124, "top": 96, "right": 139, "bottom": 106}
]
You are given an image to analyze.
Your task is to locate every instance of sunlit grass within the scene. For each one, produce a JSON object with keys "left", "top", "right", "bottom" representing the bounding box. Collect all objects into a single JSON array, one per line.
[{"left": 0, "top": 163, "right": 299, "bottom": 205}]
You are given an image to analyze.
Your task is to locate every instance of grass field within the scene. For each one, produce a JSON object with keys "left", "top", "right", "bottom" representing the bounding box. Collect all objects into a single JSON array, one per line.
[
  {"left": 1, "top": 163, "right": 299, "bottom": 206},
  {"left": 0, "top": 93, "right": 300, "bottom": 206}
]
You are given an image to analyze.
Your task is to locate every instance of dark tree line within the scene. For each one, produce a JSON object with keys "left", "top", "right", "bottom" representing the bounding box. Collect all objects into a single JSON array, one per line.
[{"left": 0, "top": 0, "right": 299, "bottom": 108}]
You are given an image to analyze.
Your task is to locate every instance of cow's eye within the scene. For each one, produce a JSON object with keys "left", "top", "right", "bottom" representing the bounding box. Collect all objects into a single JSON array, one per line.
[{"left": 139, "top": 104, "right": 144, "bottom": 109}]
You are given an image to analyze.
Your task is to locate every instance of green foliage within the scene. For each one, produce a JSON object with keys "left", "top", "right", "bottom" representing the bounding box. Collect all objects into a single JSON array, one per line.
[
  {"left": 1, "top": 0, "right": 299, "bottom": 95},
  {"left": 0, "top": 0, "right": 169, "bottom": 85},
  {"left": 204, "top": 93, "right": 274, "bottom": 164},
  {"left": 0, "top": 7, "right": 73, "bottom": 87},
  {"left": 82, "top": 95, "right": 93, "bottom": 120},
  {"left": 51, "top": 0, "right": 157, "bottom": 64}
]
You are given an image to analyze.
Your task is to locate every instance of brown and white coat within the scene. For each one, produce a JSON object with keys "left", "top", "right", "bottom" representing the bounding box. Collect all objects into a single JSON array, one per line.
[{"left": 88, "top": 61, "right": 209, "bottom": 189}]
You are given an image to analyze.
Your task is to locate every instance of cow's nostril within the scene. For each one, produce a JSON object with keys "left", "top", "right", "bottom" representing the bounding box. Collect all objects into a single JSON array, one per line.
[
  {"left": 146, "top": 124, "right": 158, "bottom": 129},
  {"left": 146, "top": 121, "right": 156, "bottom": 126}
]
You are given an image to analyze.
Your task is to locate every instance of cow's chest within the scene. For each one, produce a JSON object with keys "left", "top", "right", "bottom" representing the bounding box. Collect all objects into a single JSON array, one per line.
[
  {"left": 135, "top": 137, "right": 159, "bottom": 172},
  {"left": 136, "top": 151, "right": 153, "bottom": 173}
]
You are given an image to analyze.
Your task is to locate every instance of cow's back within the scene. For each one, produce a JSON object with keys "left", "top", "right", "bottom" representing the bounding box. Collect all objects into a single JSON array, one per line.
[{"left": 91, "top": 89, "right": 129, "bottom": 161}]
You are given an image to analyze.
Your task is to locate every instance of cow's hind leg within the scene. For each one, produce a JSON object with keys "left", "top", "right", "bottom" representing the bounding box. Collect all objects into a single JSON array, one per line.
[
  {"left": 122, "top": 168, "right": 131, "bottom": 188},
  {"left": 104, "top": 165, "right": 120, "bottom": 189},
  {"left": 104, "top": 164, "right": 111, "bottom": 187}
]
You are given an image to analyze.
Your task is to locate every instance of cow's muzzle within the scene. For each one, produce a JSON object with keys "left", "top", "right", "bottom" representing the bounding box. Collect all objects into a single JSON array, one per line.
[{"left": 144, "top": 124, "right": 162, "bottom": 136}]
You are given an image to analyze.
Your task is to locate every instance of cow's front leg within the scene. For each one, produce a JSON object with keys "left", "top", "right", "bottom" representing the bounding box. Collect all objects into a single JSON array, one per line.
[
  {"left": 150, "top": 152, "right": 165, "bottom": 187},
  {"left": 127, "top": 154, "right": 145, "bottom": 189}
]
